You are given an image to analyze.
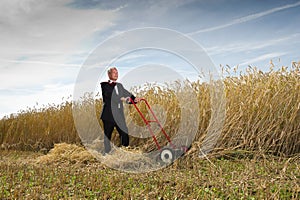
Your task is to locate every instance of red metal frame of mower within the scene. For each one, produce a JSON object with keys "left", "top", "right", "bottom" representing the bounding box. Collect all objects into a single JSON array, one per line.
[{"left": 129, "top": 98, "right": 176, "bottom": 150}]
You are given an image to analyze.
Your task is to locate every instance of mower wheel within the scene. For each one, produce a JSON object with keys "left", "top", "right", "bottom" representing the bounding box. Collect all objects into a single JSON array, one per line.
[{"left": 159, "top": 147, "right": 174, "bottom": 164}]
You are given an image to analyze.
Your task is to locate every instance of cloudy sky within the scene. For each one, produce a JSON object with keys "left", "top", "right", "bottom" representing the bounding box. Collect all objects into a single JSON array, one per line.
[{"left": 1, "top": 0, "right": 300, "bottom": 117}]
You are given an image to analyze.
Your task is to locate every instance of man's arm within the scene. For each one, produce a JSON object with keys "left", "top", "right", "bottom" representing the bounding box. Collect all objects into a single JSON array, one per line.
[
  {"left": 100, "top": 82, "right": 108, "bottom": 101},
  {"left": 119, "top": 83, "right": 141, "bottom": 103}
]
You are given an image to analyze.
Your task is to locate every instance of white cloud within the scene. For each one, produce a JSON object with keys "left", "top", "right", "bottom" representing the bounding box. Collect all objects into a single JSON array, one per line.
[
  {"left": 0, "top": 58, "right": 82, "bottom": 67},
  {"left": 0, "top": 0, "right": 119, "bottom": 116},
  {"left": 239, "top": 52, "right": 287, "bottom": 67},
  {"left": 0, "top": 82, "right": 75, "bottom": 118},
  {"left": 0, "top": 60, "right": 80, "bottom": 89},
  {"left": 206, "top": 33, "right": 300, "bottom": 56},
  {"left": 188, "top": 1, "right": 300, "bottom": 35},
  {"left": 0, "top": 0, "right": 117, "bottom": 56}
]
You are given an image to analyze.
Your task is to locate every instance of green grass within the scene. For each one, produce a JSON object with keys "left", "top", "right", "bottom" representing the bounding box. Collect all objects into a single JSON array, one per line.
[{"left": 0, "top": 150, "right": 299, "bottom": 199}]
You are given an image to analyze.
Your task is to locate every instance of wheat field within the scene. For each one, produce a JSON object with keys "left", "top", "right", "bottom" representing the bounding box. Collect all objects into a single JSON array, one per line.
[{"left": 1, "top": 62, "right": 299, "bottom": 156}]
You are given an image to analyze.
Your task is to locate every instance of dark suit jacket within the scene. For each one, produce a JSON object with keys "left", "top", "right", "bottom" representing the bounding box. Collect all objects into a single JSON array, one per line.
[{"left": 100, "top": 81, "right": 135, "bottom": 125}]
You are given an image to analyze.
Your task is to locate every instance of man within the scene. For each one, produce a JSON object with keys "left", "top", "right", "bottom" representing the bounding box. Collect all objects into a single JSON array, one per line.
[{"left": 100, "top": 67, "right": 140, "bottom": 154}]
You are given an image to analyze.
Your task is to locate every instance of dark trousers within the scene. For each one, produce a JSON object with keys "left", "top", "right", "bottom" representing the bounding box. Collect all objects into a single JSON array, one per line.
[{"left": 102, "top": 120, "right": 129, "bottom": 153}]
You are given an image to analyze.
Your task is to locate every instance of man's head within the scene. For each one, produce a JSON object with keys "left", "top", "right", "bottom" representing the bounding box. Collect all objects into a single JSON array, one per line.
[{"left": 108, "top": 67, "right": 118, "bottom": 81}]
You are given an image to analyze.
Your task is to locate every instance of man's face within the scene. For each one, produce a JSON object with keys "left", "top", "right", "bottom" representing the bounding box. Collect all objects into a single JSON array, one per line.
[{"left": 108, "top": 69, "right": 118, "bottom": 81}]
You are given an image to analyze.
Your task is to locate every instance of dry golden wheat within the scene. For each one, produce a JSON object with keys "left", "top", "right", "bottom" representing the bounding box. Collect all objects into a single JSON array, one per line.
[{"left": 0, "top": 62, "right": 299, "bottom": 156}]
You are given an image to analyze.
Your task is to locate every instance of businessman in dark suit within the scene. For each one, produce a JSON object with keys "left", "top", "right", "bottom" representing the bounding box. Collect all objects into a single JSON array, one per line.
[{"left": 100, "top": 67, "right": 140, "bottom": 154}]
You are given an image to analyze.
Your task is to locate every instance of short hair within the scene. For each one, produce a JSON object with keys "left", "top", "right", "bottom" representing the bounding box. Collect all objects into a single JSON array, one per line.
[{"left": 107, "top": 67, "right": 117, "bottom": 74}]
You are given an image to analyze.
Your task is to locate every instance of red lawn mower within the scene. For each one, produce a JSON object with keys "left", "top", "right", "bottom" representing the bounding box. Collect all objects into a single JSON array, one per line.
[{"left": 129, "top": 98, "right": 189, "bottom": 164}]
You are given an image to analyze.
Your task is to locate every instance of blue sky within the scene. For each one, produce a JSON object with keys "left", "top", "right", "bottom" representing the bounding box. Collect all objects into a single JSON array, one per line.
[{"left": 0, "top": 0, "right": 300, "bottom": 117}]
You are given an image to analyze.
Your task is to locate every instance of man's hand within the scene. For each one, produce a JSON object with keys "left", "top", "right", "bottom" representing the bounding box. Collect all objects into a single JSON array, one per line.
[
  {"left": 134, "top": 98, "right": 142, "bottom": 103},
  {"left": 120, "top": 97, "right": 130, "bottom": 102},
  {"left": 121, "top": 97, "right": 142, "bottom": 103}
]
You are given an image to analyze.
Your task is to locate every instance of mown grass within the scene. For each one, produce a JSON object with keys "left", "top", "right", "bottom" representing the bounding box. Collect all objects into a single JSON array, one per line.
[{"left": 0, "top": 149, "right": 299, "bottom": 199}]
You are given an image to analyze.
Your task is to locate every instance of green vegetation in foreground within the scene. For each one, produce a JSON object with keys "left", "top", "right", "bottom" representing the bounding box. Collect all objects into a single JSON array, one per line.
[{"left": 0, "top": 150, "right": 299, "bottom": 199}]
